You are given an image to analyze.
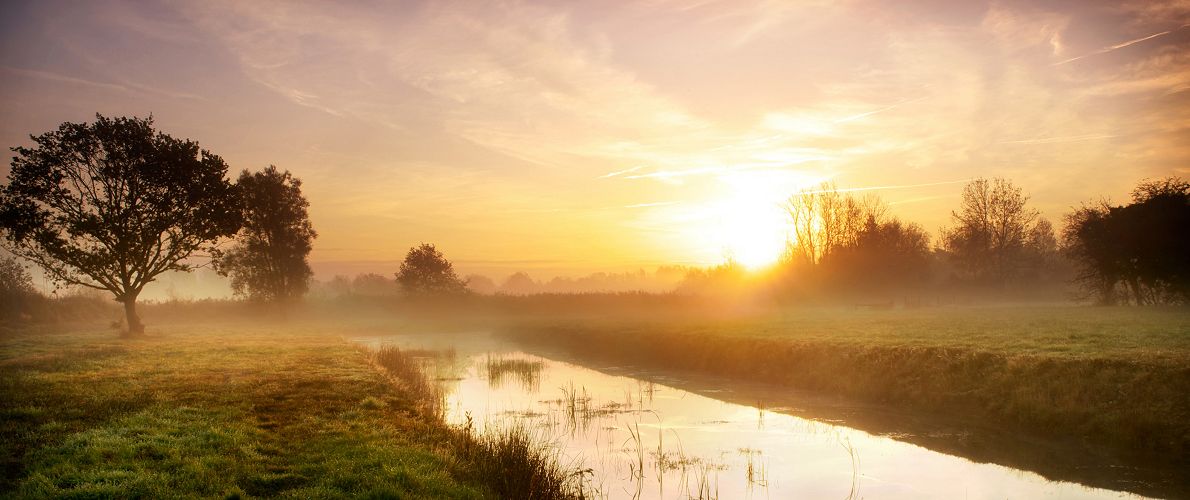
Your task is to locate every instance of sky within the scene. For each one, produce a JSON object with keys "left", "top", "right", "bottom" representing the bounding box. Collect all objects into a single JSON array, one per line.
[{"left": 1, "top": 0, "right": 1188, "bottom": 281}]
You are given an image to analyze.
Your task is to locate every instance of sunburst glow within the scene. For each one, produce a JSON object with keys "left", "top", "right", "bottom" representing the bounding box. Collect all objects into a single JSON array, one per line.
[{"left": 699, "top": 170, "right": 825, "bottom": 269}]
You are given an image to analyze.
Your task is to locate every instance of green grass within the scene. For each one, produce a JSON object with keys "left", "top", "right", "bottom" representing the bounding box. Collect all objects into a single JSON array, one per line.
[
  {"left": 503, "top": 305, "right": 1190, "bottom": 461},
  {"left": 662, "top": 306, "right": 1190, "bottom": 358},
  {"left": 0, "top": 323, "right": 488, "bottom": 499}
]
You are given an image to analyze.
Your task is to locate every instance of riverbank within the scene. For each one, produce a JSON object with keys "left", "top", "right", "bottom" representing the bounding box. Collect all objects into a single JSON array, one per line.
[
  {"left": 501, "top": 306, "right": 1190, "bottom": 466},
  {"left": 0, "top": 323, "right": 583, "bottom": 498}
]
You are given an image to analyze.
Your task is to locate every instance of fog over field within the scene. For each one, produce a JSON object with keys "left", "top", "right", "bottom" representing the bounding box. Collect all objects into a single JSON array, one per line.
[{"left": 1, "top": 1, "right": 1188, "bottom": 499}]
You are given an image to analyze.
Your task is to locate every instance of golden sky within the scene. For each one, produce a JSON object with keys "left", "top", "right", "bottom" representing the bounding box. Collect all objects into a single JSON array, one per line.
[{"left": 2, "top": 0, "right": 1188, "bottom": 277}]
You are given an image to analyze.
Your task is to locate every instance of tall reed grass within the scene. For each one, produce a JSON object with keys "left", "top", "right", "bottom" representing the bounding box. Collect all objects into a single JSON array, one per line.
[{"left": 369, "top": 345, "right": 590, "bottom": 499}]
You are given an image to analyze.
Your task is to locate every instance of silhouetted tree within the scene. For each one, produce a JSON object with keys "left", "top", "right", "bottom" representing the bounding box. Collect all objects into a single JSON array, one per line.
[
  {"left": 395, "top": 243, "right": 467, "bottom": 296},
  {"left": 785, "top": 182, "right": 885, "bottom": 267},
  {"left": 1063, "top": 177, "right": 1189, "bottom": 304},
  {"left": 0, "top": 115, "right": 239, "bottom": 335},
  {"left": 352, "top": 273, "right": 397, "bottom": 296},
  {"left": 499, "top": 272, "right": 539, "bottom": 295},
  {"left": 940, "top": 178, "right": 1046, "bottom": 288},
  {"left": 0, "top": 256, "right": 40, "bottom": 321},
  {"left": 464, "top": 273, "right": 497, "bottom": 294},
  {"left": 781, "top": 184, "right": 930, "bottom": 298},
  {"left": 824, "top": 217, "right": 932, "bottom": 294},
  {"left": 214, "top": 166, "right": 316, "bottom": 304}
]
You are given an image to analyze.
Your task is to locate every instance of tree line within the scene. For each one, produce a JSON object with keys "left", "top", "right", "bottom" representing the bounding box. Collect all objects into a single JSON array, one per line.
[
  {"left": 778, "top": 176, "right": 1186, "bottom": 305},
  {"left": 1, "top": 115, "right": 1187, "bottom": 336}
]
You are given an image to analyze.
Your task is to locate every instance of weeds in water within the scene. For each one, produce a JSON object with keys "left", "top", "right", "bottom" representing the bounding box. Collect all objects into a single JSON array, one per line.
[
  {"left": 739, "top": 448, "right": 768, "bottom": 490},
  {"left": 486, "top": 355, "right": 545, "bottom": 390},
  {"left": 454, "top": 424, "right": 592, "bottom": 500},
  {"left": 372, "top": 345, "right": 590, "bottom": 499},
  {"left": 840, "top": 436, "right": 861, "bottom": 500},
  {"left": 686, "top": 463, "right": 719, "bottom": 500},
  {"left": 370, "top": 345, "right": 445, "bottom": 416},
  {"left": 624, "top": 422, "right": 645, "bottom": 480}
]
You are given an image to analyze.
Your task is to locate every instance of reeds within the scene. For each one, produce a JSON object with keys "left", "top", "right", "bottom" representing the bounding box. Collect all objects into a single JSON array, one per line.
[
  {"left": 486, "top": 355, "right": 545, "bottom": 390},
  {"left": 370, "top": 345, "right": 445, "bottom": 416},
  {"left": 453, "top": 423, "right": 592, "bottom": 499},
  {"left": 370, "top": 345, "right": 590, "bottom": 499}
]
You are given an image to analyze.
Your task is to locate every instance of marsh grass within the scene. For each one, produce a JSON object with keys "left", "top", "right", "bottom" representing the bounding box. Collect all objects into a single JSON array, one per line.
[
  {"left": 371, "top": 345, "right": 447, "bottom": 416},
  {"left": 452, "top": 424, "right": 592, "bottom": 500}
]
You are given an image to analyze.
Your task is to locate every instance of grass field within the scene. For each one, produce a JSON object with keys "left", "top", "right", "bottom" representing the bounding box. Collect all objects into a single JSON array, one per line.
[
  {"left": 502, "top": 305, "right": 1190, "bottom": 462},
  {"left": 0, "top": 322, "right": 584, "bottom": 499}
]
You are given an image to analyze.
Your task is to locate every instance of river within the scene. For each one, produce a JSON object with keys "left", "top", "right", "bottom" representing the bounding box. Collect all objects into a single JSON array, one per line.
[{"left": 355, "top": 331, "right": 1156, "bottom": 499}]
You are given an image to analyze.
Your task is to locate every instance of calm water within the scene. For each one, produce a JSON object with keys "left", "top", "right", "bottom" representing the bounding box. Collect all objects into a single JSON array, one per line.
[{"left": 356, "top": 333, "right": 1147, "bottom": 500}]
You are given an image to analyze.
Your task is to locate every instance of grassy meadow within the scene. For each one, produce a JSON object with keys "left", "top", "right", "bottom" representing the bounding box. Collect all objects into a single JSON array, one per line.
[
  {"left": 503, "top": 305, "right": 1190, "bottom": 462},
  {"left": 0, "top": 322, "right": 584, "bottom": 499}
]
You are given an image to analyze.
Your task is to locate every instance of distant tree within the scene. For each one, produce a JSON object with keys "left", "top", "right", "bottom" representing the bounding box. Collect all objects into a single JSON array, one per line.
[
  {"left": 0, "top": 256, "right": 35, "bottom": 296},
  {"left": 395, "top": 243, "right": 467, "bottom": 296},
  {"left": 940, "top": 178, "right": 1045, "bottom": 288},
  {"left": 0, "top": 256, "right": 40, "bottom": 321},
  {"left": 1063, "top": 177, "right": 1189, "bottom": 304},
  {"left": 781, "top": 184, "right": 930, "bottom": 297},
  {"left": 214, "top": 166, "right": 316, "bottom": 303},
  {"left": 785, "top": 182, "right": 885, "bottom": 267},
  {"left": 352, "top": 273, "right": 397, "bottom": 296},
  {"left": 675, "top": 259, "right": 749, "bottom": 295},
  {"left": 0, "top": 115, "right": 239, "bottom": 335},
  {"left": 322, "top": 275, "right": 352, "bottom": 297},
  {"left": 499, "top": 272, "right": 539, "bottom": 295},
  {"left": 824, "top": 217, "right": 932, "bottom": 294},
  {"left": 464, "top": 274, "right": 497, "bottom": 295}
]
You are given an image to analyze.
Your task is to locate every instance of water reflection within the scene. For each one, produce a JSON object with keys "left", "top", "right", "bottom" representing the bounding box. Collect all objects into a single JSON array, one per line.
[{"left": 358, "top": 335, "right": 1148, "bottom": 499}]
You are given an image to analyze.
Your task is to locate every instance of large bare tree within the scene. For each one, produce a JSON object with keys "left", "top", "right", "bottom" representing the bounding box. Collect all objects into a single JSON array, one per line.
[
  {"left": 941, "top": 178, "right": 1045, "bottom": 287},
  {"left": 0, "top": 115, "right": 240, "bottom": 335}
]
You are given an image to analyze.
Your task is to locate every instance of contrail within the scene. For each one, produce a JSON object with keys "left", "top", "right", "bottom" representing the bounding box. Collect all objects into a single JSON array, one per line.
[
  {"left": 1055, "top": 24, "right": 1189, "bottom": 65},
  {"left": 796, "top": 178, "right": 971, "bottom": 195},
  {"left": 836, "top": 96, "right": 928, "bottom": 123},
  {"left": 622, "top": 201, "right": 679, "bottom": 209},
  {"left": 599, "top": 166, "right": 645, "bottom": 179},
  {"left": 998, "top": 133, "right": 1116, "bottom": 145}
]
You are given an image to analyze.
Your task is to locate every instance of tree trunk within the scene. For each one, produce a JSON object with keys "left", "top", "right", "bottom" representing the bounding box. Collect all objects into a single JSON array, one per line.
[{"left": 123, "top": 296, "right": 144, "bottom": 337}]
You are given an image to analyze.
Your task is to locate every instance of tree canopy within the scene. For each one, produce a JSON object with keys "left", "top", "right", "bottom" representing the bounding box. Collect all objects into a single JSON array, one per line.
[
  {"left": 0, "top": 115, "right": 239, "bottom": 334},
  {"left": 1063, "top": 177, "right": 1189, "bottom": 304},
  {"left": 395, "top": 243, "right": 467, "bottom": 296},
  {"left": 214, "top": 166, "right": 317, "bottom": 303},
  {"left": 782, "top": 183, "right": 932, "bottom": 297},
  {"left": 940, "top": 178, "right": 1055, "bottom": 288}
]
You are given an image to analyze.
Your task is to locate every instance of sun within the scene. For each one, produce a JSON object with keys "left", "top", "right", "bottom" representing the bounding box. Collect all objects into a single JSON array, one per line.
[
  {"left": 715, "top": 194, "right": 789, "bottom": 269},
  {"left": 706, "top": 170, "right": 821, "bottom": 269}
]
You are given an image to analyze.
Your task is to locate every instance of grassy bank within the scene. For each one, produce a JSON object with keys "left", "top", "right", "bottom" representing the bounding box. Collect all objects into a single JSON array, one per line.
[
  {"left": 502, "top": 306, "right": 1190, "bottom": 462},
  {"left": 0, "top": 323, "right": 584, "bottom": 498}
]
